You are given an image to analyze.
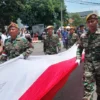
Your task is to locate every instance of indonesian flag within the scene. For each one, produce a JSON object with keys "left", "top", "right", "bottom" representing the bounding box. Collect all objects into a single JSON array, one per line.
[{"left": 0, "top": 44, "right": 82, "bottom": 100}]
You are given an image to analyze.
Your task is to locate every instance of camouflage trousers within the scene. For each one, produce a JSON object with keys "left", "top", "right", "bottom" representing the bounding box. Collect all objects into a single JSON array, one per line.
[{"left": 83, "top": 61, "right": 100, "bottom": 100}]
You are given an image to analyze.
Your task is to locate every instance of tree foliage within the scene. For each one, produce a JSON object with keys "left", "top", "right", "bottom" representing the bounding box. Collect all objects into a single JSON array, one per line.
[
  {"left": 69, "top": 13, "right": 86, "bottom": 27},
  {"left": 20, "top": 0, "right": 68, "bottom": 27},
  {"left": 0, "top": 0, "right": 68, "bottom": 28},
  {"left": 0, "top": 0, "right": 26, "bottom": 27}
]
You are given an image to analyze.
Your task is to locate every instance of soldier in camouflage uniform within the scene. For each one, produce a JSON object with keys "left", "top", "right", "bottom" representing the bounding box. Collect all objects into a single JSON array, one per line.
[
  {"left": 43, "top": 26, "right": 61, "bottom": 55},
  {"left": 76, "top": 14, "right": 100, "bottom": 100},
  {"left": 0, "top": 22, "right": 34, "bottom": 63},
  {"left": 68, "top": 26, "right": 79, "bottom": 48}
]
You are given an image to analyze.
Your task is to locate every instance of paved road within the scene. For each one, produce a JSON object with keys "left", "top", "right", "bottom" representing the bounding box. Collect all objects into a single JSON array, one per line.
[
  {"left": 32, "top": 42, "right": 44, "bottom": 55},
  {"left": 32, "top": 41, "right": 66, "bottom": 55},
  {"left": 32, "top": 42, "right": 97, "bottom": 100}
]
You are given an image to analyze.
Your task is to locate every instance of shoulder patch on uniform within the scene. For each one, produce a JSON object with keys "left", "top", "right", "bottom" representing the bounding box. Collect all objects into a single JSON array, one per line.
[
  {"left": 16, "top": 37, "right": 27, "bottom": 42},
  {"left": 81, "top": 33, "right": 87, "bottom": 38},
  {"left": 95, "top": 28, "right": 100, "bottom": 34},
  {"left": 5, "top": 38, "right": 10, "bottom": 43},
  {"left": 73, "top": 33, "right": 77, "bottom": 36},
  {"left": 21, "top": 37, "right": 28, "bottom": 43},
  {"left": 16, "top": 38, "right": 21, "bottom": 41},
  {"left": 53, "top": 34, "right": 58, "bottom": 38}
]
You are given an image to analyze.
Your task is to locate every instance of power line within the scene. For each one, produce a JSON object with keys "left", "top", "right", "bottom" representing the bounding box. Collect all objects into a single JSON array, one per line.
[{"left": 65, "top": 0, "right": 100, "bottom": 6}]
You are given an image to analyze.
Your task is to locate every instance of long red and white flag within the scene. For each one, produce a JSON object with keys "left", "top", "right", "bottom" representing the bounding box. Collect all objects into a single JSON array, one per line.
[{"left": 0, "top": 44, "right": 80, "bottom": 100}]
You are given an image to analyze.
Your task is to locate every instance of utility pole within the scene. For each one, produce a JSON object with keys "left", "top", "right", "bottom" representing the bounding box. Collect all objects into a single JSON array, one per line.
[{"left": 61, "top": 1, "right": 63, "bottom": 28}]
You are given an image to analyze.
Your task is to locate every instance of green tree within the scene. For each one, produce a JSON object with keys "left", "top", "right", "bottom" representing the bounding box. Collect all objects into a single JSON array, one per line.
[
  {"left": 0, "top": 0, "right": 68, "bottom": 29},
  {"left": 69, "top": 13, "right": 85, "bottom": 27},
  {"left": 52, "top": 0, "right": 69, "bottom": 27},
  {"left": 0, "top": 0, "right": 26, "bottom": 29},
  {"left": 20, "top": 0, "right": 55, "bottom": 26},
  {"left": 20, "top": 0, "right": 68, "bottom": 27}
]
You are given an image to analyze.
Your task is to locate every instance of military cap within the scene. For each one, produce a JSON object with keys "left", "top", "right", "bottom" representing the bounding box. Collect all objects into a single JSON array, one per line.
[
  {"left": 66, "top": 26, "right": 70, "bottom": 29},
  {"left": 79, "top": 24, "right": 84, "bottom": 27},
  {"left": 8, "top": 22, "right": 18, "bottom": 29},
  {"left": 86, "top": 13, "right": 98, "bottom": 21},
  {"left": 64, "top": 26, "right": 67, "bottom": 29},
  {"left": 46, "top": 25, "right": 54, "bottom": 30},
  {"left": 70, "top": 26, "right": 75, "bottom": 30}
]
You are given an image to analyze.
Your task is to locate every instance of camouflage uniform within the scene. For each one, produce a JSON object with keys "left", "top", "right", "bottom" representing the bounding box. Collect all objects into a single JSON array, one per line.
[
  {"left": 43, "top": 34, "right": 60, "bottom": 55},
  {"left": 68, "top": 33, "right": 79, "bottom": 48},
  {"left": 0, "top": 35, "right": 34, "bottom": 63},
  {"left": 76, "top": 28, "right": 100, "bottom": 100}
]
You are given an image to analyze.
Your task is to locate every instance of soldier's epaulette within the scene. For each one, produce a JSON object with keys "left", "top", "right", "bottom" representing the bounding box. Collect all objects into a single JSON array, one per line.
[
  {"left": 16, "top": 38, "right": 22, "bottom": 41},
  {"left": 80, "top": 33, "right": 87, "bottom": 38},
  {"left": 16, "top": 37, "right": 26, "bottom": 42},
  {"left": 19, "top": 37, "right": 27, "bottom": 43},
  {"left": 53, "top": 35, "right": 58, "bottom": 38},
  {"left": 73, "top": 33, "right": 77, "bottom": 36},
  {"left": 95, "top": 28, "right": 100, "bottom": 34},
  {"left": 5, "top": 38, "right": 10, "bottom": 43}
]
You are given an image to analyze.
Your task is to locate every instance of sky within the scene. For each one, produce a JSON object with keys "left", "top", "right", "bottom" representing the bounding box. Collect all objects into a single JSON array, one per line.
[{"left": 65, "top": 0, "right": 100, "bottom": 15}]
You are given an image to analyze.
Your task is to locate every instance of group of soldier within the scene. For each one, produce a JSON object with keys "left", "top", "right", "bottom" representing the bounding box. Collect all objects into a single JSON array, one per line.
[
  {"left": 0, "top": 13, "right": 100, "bottom": 100},
  {"left": 43, "top": 13, "right": 100, "bottom": 100},
  {"left": 43, "top": 25, "right": 85, "bottom": 55},
  {"left": 0, "top": 20, "right": 87, "bottom": 62}
]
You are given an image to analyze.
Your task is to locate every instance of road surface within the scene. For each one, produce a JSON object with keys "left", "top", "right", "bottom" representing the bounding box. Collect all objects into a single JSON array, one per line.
[{"left": 32, "top": 41, "right": 65, "bottom": 55}]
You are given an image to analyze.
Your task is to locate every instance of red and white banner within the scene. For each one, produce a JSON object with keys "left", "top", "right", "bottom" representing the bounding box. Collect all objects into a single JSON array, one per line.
[{"left": 0, "top": 44, "right": 81, "bottom": 100}]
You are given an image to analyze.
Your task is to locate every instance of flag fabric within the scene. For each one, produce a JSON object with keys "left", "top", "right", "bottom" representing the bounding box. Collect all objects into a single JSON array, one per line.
[{"left": 0, "top": 44, "right": 82, "bottom": 100}]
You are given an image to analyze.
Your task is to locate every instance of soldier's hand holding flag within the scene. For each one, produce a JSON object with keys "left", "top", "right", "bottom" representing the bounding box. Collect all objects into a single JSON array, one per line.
[{"left": 75, "top": 59, "right": 81, "bottom": 66}]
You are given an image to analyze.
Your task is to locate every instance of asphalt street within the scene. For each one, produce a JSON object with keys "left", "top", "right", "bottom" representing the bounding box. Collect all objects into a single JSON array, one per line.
[
  {"left": 32, "top": 41, "right": 66, "bottom": 55},
  {"left": 32, "top": 42, "right": 97, "bottom": 100}
]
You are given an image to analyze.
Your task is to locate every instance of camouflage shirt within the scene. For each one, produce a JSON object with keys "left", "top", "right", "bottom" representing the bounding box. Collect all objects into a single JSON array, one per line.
[
  {"left": 43, "top": 34, "right": 60, "bottom": 54},
  {"left": 68, "top": 33, "right": 79, "bottom": 47},
  {"left": 76, "top": 28, "right": 100, "bottom": 62},
  {"left": 0, "top": 35, "right": 34, "bottom": 63}
]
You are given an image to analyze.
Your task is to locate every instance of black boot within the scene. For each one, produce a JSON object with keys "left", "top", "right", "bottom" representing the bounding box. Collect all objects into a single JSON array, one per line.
[{"left": 97, "top": 95, "right": 100, "bottom": 100}]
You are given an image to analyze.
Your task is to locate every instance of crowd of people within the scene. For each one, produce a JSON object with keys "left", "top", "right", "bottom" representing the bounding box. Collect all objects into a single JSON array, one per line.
[
  {"left": 57, "top": 25, "right": 86, "bottom": 49},
  {"left": 42, "top": 23, "right": 87, "bottom": 55},
  {"left": 0, "top": 21, "right": 87, "bottom": 59},
  {"left": 0, "top": 13, "right": 100, "bottom": 100}
]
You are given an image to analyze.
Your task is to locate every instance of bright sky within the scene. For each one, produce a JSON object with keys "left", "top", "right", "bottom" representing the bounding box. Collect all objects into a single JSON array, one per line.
[{"left": 64, "top": 0, "right": 100, "bottom": 15}]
